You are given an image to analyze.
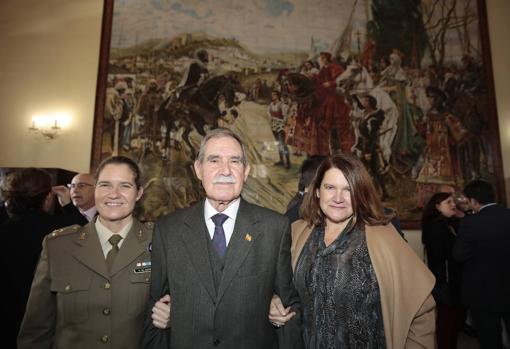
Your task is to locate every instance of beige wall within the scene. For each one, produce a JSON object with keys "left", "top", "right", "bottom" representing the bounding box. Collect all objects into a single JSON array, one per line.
[
  {"left": 0, "top": 0, "right": 103, "bottom": 172},
  {"left": 486, "top": 0, "right": 510, "bottom": 204},
  {"left": 0, "top": 0, "right": 508, "bottom": 217}
]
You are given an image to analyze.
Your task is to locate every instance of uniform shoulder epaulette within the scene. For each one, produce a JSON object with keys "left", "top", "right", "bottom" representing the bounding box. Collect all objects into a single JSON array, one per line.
[
  {"left": 143, "top": 221, "right": 155, "bottom": 231},
  {"left": 48, "top": 225, "right": 81, "bottom": 239}
]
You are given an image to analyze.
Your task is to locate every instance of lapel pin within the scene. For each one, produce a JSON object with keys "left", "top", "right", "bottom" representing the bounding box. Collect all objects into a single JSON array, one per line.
[
  {"left": 79, "top": 231, "right": 86, "bottom": 240},
  {"left": 245, "top": 233, "right": 252, "bottom": 242}
]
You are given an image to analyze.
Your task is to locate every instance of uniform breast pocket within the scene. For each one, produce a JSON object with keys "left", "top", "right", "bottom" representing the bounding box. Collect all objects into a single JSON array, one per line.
[
  {"left": 129, "top": 272, "right": 151, "bottom": 315},
  {"left": 50, "top": 276, "right": 91, "bottom": 324}
]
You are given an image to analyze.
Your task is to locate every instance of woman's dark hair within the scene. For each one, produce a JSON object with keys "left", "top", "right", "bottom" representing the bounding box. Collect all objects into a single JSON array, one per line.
[
  {"left": 95, "top": 156, "right": 142, "bottom": 188},
  {"left": 421, "top": 192, "right": 452, "bottom": 226},
  {"left": 1, "top": 168, "right": 52, "bottom": 216},
  {"left": 300, "top": 153, "right": 392, "bottom": 228}
]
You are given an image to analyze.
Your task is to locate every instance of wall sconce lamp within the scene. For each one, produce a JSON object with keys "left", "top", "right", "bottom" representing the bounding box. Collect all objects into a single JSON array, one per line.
[{"left": 29, "top": 113, "right": 70, "bottom": 140}]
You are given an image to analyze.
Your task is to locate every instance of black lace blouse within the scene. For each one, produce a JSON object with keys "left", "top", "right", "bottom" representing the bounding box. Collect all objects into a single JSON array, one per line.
[{"left": 294, "top": 223, "right": 386, "bottom": 348}]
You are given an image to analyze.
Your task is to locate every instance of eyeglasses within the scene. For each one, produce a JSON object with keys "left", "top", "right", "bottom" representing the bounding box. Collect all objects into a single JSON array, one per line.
[{"left": 67, "top": 183, "right": 94, "bottom": 189}]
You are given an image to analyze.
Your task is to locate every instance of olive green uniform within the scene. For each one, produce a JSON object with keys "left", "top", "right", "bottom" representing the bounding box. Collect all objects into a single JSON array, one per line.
[{"left": 18, "top": 219, "right": 153, "bottom": 349}]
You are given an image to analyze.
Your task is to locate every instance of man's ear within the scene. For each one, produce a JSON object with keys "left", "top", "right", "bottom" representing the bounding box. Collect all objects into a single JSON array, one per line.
[
  {"left": 243, "top": 164, "right": 251, "bottom": 182},
  {"left": 194, "top": 160, "right": 203, "bottom": 180}
]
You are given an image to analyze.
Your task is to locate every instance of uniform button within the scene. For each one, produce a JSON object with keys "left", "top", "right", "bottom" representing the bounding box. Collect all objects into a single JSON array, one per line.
[
  {"left": 104, "top": 282, "right": 111, "bottom": 289},
  {"left": 100, "top": 335, "right": 109, "bottom": 343},
  {"left": 213, "top": 339, "right": 220, "bottom": 346},
  {"left": 144, "top": 276, "right": 150, "bottom": 282},
  {"left": 102, "top": 308, "right": 111, "bottom": 316},
  {"left": 64, "top": 285, "right": 71, "bottom": 292}
]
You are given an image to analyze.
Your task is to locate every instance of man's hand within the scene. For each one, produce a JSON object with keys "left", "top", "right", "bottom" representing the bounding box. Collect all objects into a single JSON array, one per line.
[
  {"left": 52, "top": 186, "right": 71, "bottom": 207},
  {"left": 268, "top": 294, "right": 296, "bottom": 327},
  {"left": 152, "top": 294, "right": 171, "bottom": 329}
]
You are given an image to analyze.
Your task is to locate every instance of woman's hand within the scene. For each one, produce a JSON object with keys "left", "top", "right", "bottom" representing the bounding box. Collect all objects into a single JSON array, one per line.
[
  {"left": 268, "top": 294, "right": 296, "bottom": 327},
  {"left": 152, "top": 294, "right": 171, "bottom": 329}
]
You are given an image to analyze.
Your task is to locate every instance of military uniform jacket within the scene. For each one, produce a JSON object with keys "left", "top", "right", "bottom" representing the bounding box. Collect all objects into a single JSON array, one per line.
[{"left": 18, "top": 218, "right": 153, "bottom": 349}]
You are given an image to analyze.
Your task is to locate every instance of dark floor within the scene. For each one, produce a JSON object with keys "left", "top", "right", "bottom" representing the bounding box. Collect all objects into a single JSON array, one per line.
[
  {"left": 458, "top": 331, "right": 510, "bottom": 349},
  {"left": 458, "top": 331, "right": 480, "bottom": 349}
]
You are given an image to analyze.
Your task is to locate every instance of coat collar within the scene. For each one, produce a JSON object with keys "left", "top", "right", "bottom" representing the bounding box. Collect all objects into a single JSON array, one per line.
[
  {"left": 72, "top": 218, "right": 149, "bottom": 279},
  {"left": 181, "top": 201, "right": 216, "bottom": 301}
]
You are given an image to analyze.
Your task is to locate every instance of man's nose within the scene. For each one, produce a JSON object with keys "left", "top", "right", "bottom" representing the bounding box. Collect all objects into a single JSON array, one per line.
[{"left": 218, "top": 161, "right": 232, "bottom": 174}]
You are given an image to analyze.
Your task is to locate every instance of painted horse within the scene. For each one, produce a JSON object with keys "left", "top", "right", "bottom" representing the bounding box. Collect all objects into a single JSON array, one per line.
[{"left": 158, "top": 74, "right": 239, "bottom": 158}]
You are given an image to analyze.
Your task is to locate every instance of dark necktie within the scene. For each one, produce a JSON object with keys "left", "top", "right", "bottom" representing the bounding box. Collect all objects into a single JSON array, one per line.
[
  {"left": 211, "top": 213, "right": 228, "bottom": 257},
  {"left": 106, "top": 234, "right": 123, "bottom": 271}
]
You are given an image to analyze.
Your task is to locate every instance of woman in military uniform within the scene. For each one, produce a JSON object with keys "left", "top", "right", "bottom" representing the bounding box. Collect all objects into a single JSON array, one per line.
[{"left": 18, "top": 156, "right": 155, "bottom": 349}]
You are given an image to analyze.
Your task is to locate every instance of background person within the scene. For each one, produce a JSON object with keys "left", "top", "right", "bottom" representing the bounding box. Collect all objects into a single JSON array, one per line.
[
  {"left": 52, "top": 173, "right": 97, "bottom": 225},
  {"left": 422, "top": 192, "right": 465, "bottom": 349},
  {"left": 142, "top": 128, "right": 303, "bottom": 349},
  {"left": 18, "top": 156, "right": 154, "bottom": 349},
  {"left": 285, "top": 156, "right": 325, "bottom": 223},
  {"left": 454, "top": 180, "right": 510, "bottom": 349},
  {"left": 0, "top": 168, "right": 82, "bottom": 349},
  {"left": 269, "top": 153, "right": 436, "bottom": 348}
]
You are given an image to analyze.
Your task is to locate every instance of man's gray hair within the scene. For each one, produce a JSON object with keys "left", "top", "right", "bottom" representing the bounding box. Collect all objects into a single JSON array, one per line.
[{"left": 197, "top": 128, "right": 248, "bottom": 166}]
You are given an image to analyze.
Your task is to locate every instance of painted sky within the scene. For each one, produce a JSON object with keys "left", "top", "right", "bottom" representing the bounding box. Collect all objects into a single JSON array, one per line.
[{"left": 111, "top": 0, "right": 368, "bottom": 53}]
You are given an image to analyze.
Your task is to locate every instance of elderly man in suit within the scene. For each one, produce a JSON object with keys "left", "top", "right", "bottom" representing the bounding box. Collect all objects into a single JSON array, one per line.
[
  {"left": 143, "top": 128, "right": 303, "bottom": 349},
  {"left": 453, "top": 179, "right": 510, "bottom": 349},
  {"left": 18, "top": 156, "right": 153, "bottom": 349}
]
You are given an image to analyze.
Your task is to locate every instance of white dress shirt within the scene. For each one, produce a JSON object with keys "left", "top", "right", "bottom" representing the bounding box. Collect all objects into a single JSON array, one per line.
[
  {"left": 204, "top": 198, "right": 240, "bottom": 246},
  {"left": 81, "top": 206, "right": 97, "bottom": 222}
]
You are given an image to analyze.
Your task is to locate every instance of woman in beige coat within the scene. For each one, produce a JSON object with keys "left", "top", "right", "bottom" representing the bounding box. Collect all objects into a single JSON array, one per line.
[{"left": 269, "top": 153, "right": 436, "bottom": 348}]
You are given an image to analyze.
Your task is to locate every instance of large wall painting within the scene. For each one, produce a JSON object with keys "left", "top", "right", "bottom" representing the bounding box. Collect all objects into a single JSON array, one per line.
[{"left": 93, "top": 0, "right": 504, "bottom": 227}]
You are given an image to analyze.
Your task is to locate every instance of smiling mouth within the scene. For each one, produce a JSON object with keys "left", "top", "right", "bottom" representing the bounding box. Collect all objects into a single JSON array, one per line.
[{"left": 105, "top": 202, "right": 124, "bottom": 206}]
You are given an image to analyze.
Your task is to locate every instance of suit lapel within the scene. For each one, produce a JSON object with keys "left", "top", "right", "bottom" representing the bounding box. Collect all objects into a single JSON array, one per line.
[
  {"left": 110, "top": 219, "right": 149, "bottom": 277},
  {"left": 216, "top": 200, "right": 260, "bottom": 303},
  {"left": 73, "top": 222, "right": 110, "bottom": 280},
  {"left": 181, "top": 202, "right": 217, "bottom": 302}
]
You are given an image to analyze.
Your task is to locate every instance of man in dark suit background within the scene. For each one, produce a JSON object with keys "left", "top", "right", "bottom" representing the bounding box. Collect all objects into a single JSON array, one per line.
[
  {"left": 143, "top": 128, "right": 303, "bottom": 349},
  {"left": 52, "top": 173, "right": 97, "bottom": 226},
  {"left": 285, "top": 156, "right": 324, "bottom": 224},
  {"left": 453, "top": 179, "right": 510, "bottom": 349}
]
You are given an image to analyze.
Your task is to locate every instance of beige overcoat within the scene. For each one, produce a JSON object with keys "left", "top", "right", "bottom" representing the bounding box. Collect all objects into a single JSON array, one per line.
[
  {"left": 291, "top": 220, "right": 436, "bottom": 349},
  {"left": 18, "top": 219, "right": 153, "bottom": 349}
]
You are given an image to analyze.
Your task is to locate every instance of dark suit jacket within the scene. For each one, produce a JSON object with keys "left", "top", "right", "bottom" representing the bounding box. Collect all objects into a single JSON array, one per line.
[
  {"left": 284, "top": 193, "right": 304, "bottom": 224},
  {"left": 58, "top": 203, "right": 89, "bottom": 226},
  {"left": 453, "top": 204, "right": 510, "bottom": 310},
  {"left": 143, "top": 199, "right": 303, "bottom": 349}
]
